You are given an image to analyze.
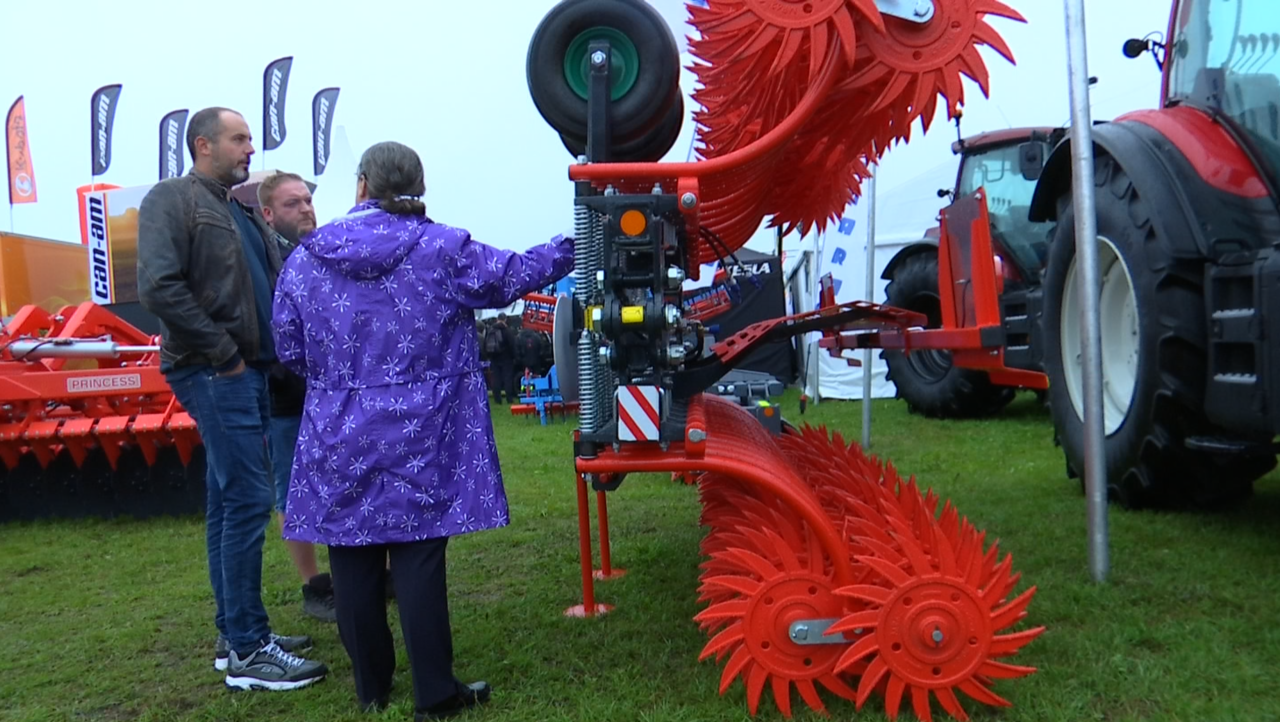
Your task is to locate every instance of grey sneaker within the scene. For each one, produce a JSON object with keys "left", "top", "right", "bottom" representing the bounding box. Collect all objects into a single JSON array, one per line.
[
  {"left": 214, "top": 632, "right": 313, "bottom": 671},
  {"left": 224, "top": 641, "right": 328, "bottom": 691}
]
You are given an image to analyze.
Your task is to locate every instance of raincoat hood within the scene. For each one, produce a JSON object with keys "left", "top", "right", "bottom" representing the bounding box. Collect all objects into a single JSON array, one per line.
[{"left": 300, "top": 200, "right": 425, "bottom": 279}]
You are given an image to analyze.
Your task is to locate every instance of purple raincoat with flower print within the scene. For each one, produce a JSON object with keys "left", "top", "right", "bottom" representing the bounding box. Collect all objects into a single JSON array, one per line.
[{"left": 271, "top": 199, "right": 573, "bottom": 546}]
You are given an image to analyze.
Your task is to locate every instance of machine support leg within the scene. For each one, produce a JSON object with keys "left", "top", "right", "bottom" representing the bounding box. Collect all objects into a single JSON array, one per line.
[
  {"left": 566, "top": 473, "right": 612, "bottom": 618},
  {"left": 593, "top": 490, "right": 626, "bottom": 580}
]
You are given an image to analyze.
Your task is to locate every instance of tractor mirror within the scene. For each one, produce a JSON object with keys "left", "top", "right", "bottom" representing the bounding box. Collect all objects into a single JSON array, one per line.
[
  {"left": 1018, "top": 142, "right": 1044, "bottom": 182},
  {"left": 1123, "top": 38, "right": 1148, "bottom": 58}
]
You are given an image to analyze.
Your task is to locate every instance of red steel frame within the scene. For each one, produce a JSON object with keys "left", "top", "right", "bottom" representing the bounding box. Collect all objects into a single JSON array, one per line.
[{"left": 0, "top": 302, "right": 199, "bottom": 472}]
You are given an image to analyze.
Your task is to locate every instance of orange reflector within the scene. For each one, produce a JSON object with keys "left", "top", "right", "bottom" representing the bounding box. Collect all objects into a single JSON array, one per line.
[{"left": 620, "top": 209, "right": 647, "bottom": 236}]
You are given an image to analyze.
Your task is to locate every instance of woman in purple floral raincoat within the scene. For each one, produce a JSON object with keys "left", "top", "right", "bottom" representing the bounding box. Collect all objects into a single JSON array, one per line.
[{"left": 271, "top": 140, "right": 573, "bottom": 719}]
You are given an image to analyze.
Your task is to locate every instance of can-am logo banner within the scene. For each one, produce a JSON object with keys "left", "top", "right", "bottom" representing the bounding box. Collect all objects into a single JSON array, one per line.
[
  {"left": 85, "top": 191, "right": 113, "bottom": 304},
  {"left": 312, "top": 87, "right": 340, "bottom": 176},
  {"left": 262, "top": 57, "right": 293, "bottom": 152},
  {"left": 159, "top": 109, "right": 188, "bottom": 180},
  {"left": 90, "top": 84, "right": 122, "bottom": 177},
  {"left": 6, "top": 95, "right": 37, "bottom": 205}
]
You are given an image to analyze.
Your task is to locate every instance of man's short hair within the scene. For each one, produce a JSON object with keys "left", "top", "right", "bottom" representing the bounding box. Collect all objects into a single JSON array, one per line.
[
  {"left": 257, "top": 171, "right": 307, "bottom": 209},
  {"left": 186, "top": 107, "right": 237, "bottom": 159}
]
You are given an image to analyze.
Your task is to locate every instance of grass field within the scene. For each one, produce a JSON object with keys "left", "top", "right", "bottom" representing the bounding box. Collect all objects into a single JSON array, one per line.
[{"left": 3, "top": 389, "right": 1280, "bottom": 722}]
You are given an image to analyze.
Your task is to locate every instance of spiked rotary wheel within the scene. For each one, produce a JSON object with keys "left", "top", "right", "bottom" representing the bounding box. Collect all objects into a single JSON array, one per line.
[
  {"left": 830, "top": 521, "right": 1044, "bottom": 722},
  {"left": 696, "top": 533, "right": 863, "bottom": 717},
  {"left": 848, "top": 0, "right": 1025, "bottom": 122}
]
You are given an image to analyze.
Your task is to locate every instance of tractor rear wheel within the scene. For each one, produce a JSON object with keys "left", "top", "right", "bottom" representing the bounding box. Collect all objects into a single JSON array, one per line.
[
  {"left": 1040, "top": 154, "right": 1272, "bottom": 510},
  {"left": 881, "top": 252, "right": 1015, "bottom": 418}
]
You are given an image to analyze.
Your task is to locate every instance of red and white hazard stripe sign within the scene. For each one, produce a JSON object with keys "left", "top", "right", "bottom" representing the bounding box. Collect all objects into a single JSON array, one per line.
[{"left": 616, "top": 385, "right": 662, "bottom": 441}]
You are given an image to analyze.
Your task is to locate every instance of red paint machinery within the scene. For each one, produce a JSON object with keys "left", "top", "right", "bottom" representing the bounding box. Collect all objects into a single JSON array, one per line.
[{"left": 525, "top": 0, "right": 1042, "bottom": 719}]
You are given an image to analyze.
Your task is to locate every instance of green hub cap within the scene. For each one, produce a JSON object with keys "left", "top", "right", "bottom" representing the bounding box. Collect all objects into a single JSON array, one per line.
[{"left": 564, "top": 27, "right": 640, "bottom": 102}]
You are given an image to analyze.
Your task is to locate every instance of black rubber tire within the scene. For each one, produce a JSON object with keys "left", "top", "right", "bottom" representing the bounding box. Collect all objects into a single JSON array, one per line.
[
  {"left": 1040, "top": 153, "right": 1273, "bottom": 510},
  {"left": 527, "top": 0, "right": 681, "bottom": 142},
  {"left": 558, "top": 87, "right": 684, "bottom": 162},
  {"left": 880, "top": 252, "right": 1016, "bottom": 418}
]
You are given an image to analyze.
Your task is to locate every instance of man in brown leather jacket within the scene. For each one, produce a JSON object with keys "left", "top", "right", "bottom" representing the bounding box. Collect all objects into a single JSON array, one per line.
[{"left": 136, "top": 106, "right": 328, "bottom": 692}]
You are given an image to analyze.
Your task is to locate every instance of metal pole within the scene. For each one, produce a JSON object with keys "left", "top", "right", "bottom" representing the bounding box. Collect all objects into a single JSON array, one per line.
[
  {"left": 1064, "top": 0, "right": 1108, "bottom": 583},
  {"left": 862, "top": 165, "right": 877, "bottom": 449}
]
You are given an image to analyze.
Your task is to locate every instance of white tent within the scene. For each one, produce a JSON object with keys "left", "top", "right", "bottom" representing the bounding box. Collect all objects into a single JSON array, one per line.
[{"left": 797, "top": 159, "right": 959, "bottom": 401}]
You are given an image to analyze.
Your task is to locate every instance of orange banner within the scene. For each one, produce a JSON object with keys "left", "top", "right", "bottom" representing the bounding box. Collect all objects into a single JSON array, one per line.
[{"left": 6, "top": 96, "right": 37, "bottom": 205}]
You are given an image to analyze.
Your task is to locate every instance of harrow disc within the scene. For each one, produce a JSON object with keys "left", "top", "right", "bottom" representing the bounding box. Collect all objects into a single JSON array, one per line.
[
  {"left": 692, "top": 417, "right": 1042, "bottom": 720},
  {"left": 829, "top": 499, "right": 1044, "bottom": 722},
  {"left": 846, "top": 0, "right": 1025, "bottom": 124}
]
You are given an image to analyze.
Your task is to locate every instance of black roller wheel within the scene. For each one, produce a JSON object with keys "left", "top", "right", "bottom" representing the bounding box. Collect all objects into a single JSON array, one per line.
[
  {"left": 559, "top": 87, "right": 685, "bottom": 162},
  {"left": 1041, "top": 153, "right": 1273, "bottom": 510},
  {"left": 880, "top": 251, "right": 1016, "bottom": 418},
  {"left": 527, "top": 0, "right": 681, "bottom": 143}
]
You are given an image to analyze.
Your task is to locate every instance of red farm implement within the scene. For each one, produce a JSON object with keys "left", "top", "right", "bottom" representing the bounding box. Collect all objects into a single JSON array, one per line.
[
  {"left": 524, "top": 0, "right": 1043, "bottom": 719},
  {"left": 0, "top": 302, "right": 204, "bottom": 522}
]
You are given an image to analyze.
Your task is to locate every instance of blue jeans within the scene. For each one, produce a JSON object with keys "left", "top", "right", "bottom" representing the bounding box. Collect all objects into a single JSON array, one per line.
[
  {"left": 269, "top": 414, "right": 302, "bottom": 514},
  {"left": 166, "top": 364, "right": 275, "bottom": 655}
]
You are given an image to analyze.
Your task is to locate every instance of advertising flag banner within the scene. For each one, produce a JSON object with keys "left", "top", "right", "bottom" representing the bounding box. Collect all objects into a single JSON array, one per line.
[
  {"left": 6, "top": 96, "right": 37, "bottom": 204},
  {"left": 312, "top": 87, "right": 340, "bottom": 176},
  {"left": 91, "top": 84, "right": 123, "bottom": 177},
  {"left": 262, "top": 57, "right": 293, "bottom": 151},
  {"left": 158, "top": 109, "right": 189, "bottom": 180}
]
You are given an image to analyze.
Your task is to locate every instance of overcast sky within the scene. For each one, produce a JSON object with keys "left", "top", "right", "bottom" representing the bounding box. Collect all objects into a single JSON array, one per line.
[{"left": 4, "top": 0, "right": 1174, "bottom": 252}]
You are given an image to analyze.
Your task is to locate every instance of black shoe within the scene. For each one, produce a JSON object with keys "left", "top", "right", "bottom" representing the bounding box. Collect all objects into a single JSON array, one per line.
[
  {"left": 302, "top": 573, "right": 337, "bottom": 623},
  {"left": 361, "top": 680, "right": 394, "bottom": 713},
  {"left": 414, "top": 681, "right": 491, "bottom": 721}
]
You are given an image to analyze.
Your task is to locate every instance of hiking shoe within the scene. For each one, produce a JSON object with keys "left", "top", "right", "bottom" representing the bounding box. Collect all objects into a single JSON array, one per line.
[
  {"left": 224, "top": 641, "right": 328, "bottom": 691},
  {"left": 214, "top": 632, "right": 313, "bottom": 671},
  {"left": 302, "top": 574, "right": 338, "bottom": 623}
]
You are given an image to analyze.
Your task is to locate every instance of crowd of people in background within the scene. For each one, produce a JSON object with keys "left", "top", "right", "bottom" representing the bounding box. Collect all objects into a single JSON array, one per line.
[{"left": 476, "top": 314, "right": 554, "bottom": 404}]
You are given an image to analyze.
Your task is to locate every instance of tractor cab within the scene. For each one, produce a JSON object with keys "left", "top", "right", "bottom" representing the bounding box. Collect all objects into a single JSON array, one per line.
[{"left": 949, "top": 128, "right": 1065, "bottom": 283}]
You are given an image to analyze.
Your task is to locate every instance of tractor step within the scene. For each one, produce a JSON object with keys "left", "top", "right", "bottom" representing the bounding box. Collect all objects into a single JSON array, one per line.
[{"left": 1183, "top": 436, "right": 1279, "bottom": 456}]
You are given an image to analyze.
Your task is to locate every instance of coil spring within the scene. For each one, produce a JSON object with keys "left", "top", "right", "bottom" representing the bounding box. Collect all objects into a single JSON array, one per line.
[{"left": 577, "top": 332, "right": 598, "bottom": 432}]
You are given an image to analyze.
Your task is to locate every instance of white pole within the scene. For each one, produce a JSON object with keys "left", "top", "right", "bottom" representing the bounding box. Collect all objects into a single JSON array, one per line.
[
  {"left": 862, "top": 165, "right": 877, "bottom": 449},
  {"left": 1064, "top": 0, "right": 1109, "bottom": 583}
]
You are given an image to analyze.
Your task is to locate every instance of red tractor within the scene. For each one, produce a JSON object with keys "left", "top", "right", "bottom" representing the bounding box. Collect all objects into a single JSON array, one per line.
[
  {"left": 881, "top": 125, "right": 1063, "bottom": 417},
  {"left": 1032, "top": 0, "right": 1278, "bottom": 509}
]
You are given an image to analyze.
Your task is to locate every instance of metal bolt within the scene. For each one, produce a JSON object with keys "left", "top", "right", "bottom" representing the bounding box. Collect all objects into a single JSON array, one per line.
[
  {"left": 576, "top": 154, "right": 588, "bottom": 165},
  {"left": 791, "top": 624, "right": 809, "bottom": 641},
  {"left": 591, "top": 50, "right": 607, "bottom": 66},
  {"left": 932, "top": 628, "right": 944, "bottom": 645},
  {"left": 591, "top": 307, "right": 603, "bottom": 325},
  {"left": 652, "top": 183, "right": 664, "bottom": 194},
  {"left": 598, "top": 345, "right": 611, "bottom": 363},
  {"left": 688, "top": 428, "right": 707, "bottom": 443},
  {"left": 666, "top": 267, "right": 686, "bottom": 286},
  {"left": 680, "top": 192, "right": 697, "bottom": 209},
  {"left": 668, "top": 345, "right": 686, "bottom": 363},
  {"left": 664, "top": 304, "right": 681, "bottom": 327}
]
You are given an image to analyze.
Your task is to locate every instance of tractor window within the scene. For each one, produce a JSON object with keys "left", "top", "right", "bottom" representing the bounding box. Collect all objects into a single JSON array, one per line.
[
  {"left": 956, "top": 144, "right": 1054, "bottom": 277},
  {"left": 1168, "top": 0, "right": 1280, "bottom": 164}
]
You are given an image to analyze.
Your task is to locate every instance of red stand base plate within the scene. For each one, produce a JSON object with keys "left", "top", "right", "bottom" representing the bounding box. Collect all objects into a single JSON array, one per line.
[
  {"left": 564, "top": 603, "right": 613, "bottom": 618},
  {"left": 593, "top": 568, "right": 628, "bottom": 580}
]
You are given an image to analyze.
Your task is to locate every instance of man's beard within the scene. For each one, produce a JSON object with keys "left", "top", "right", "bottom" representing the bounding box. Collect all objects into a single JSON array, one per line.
[{"left": 273, "top": 220, "right": 314, "bottom": 244}]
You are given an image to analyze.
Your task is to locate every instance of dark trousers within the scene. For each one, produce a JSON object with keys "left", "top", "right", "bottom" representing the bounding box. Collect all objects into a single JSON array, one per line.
[
  {"left": 166, "top": 365, "right": 274, "bottom": 655},
  {"left": 328, "top": 537, "right": 456, "bottom": 710},
  {"left": 491, "top": 357, "right": 516, "bottom": 403}
]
